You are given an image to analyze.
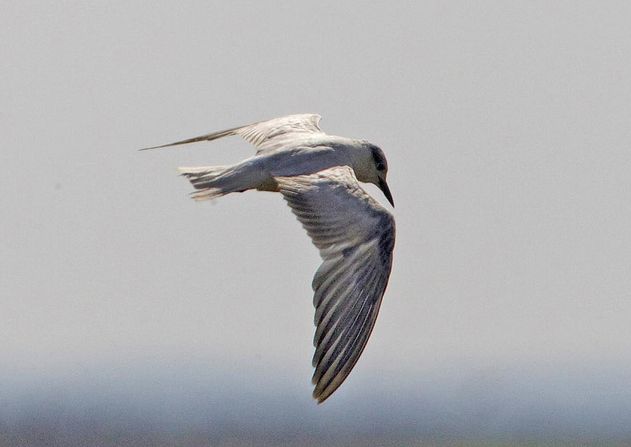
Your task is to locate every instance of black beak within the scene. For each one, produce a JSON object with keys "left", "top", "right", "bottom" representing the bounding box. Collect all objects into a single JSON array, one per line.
[{"left": 378, "top": 178, "right": 395, "bottom": 207}]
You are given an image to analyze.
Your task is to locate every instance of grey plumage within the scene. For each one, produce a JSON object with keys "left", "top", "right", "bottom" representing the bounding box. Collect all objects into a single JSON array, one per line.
[
  {"left": 142, "top": 114, "right": 395, "bottom": 403},
  {"left": 140, "top": 114, "right": 323, "bottom": 154},
  {"left": 276, "top": 167, "right": 394, "bottom": 402}
]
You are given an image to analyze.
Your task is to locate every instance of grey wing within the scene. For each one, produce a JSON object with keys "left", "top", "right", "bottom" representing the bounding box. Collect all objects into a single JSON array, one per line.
[
  {"left": 140, "top": 113, "right": 323, "bottom": 153},
  {"left": 275, "top": 166, "right": 395, "bottom": 403}
]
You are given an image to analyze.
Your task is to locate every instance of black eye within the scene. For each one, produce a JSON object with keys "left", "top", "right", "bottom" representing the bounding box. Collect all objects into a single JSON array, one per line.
[{"left": 375, "top": 161, "right": 385, "bottom": 171}]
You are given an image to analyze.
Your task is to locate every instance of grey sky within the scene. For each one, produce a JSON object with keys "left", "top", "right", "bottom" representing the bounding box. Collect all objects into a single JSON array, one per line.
[{"left": 2, "top": 1, "right": 631, "bottom": 444}]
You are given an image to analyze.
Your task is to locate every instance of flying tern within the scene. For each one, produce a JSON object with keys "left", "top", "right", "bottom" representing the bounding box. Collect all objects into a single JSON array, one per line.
[{"left": 142, "top": 114, "right": 395, "bottom": 403}]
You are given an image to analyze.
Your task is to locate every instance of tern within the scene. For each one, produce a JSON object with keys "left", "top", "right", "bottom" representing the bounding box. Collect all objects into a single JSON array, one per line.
[{"left": 142, "top": 114, "right": 395, "bottom": 403}]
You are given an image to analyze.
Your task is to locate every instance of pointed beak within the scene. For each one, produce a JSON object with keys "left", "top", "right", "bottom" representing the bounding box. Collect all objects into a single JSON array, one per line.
[{"left": 378, "top": 178, "right": 395, "bottom": 207}]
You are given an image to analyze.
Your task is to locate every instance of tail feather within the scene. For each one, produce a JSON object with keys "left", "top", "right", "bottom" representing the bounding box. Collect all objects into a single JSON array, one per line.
[
  {"left": 178, "top": 163, "right": 262, "bottom": 201},
  {"left": 177, "top": 166, "right": 229, "bottom": 201},
  {"left": 177, "top": 165, "right": 228, "bottom": 188}
]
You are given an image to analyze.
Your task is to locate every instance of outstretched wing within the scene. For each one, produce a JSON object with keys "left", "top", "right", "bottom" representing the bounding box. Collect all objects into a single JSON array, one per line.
[
  {"left": 275, "top": 166, "right": 395, "bottom": 403},
  {"left": 140, "top": 113, "right": 323, "bottom": 153}
]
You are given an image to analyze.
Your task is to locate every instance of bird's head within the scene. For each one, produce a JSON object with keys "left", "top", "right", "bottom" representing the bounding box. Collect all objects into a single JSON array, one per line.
[{"left": 354, "top": 142, "right": 394, "bottom": 207}]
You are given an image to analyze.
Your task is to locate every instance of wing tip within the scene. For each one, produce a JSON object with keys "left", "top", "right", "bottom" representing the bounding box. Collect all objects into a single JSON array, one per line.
[
  {"left": 138, "top": 141, "right": 190, "bottom": 151},
  {"left": 312, "top": 387, "right": 333, "bottom": 404},
  {"left": 311, "top": 369, "right": 343, "bottom": 404}
]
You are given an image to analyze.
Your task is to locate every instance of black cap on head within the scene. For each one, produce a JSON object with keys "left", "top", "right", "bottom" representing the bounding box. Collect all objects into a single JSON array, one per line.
[{"left": 370, "top": 145, "right": 388, "bottom": 173}]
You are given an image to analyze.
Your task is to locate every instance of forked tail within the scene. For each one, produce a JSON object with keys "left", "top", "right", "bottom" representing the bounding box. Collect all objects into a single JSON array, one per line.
[
  {"left": 177, "top": 165, "right": 230, "bottom": 200},
  {"left": 177, "top": 162, "right": 263, "bottom": 201}
]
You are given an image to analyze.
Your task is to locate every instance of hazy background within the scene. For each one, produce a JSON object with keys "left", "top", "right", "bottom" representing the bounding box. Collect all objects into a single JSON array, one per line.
[{"left": 2, "top": 1, "right": 631, "bottom": 445}]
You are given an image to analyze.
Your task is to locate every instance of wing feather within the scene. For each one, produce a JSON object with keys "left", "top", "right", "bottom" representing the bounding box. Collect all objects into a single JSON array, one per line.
[
  {"left": 275, "top": 166, "right": 395, "bottom": 403},
  {"left": 238, "top": 114, "right": 323, "bottom": 153},
  {"left": 141, "top": 114, "right": 323, "bottom": 153}
]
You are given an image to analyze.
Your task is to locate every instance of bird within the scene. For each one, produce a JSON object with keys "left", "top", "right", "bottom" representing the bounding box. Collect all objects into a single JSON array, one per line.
[{"left": 141, "top": 114, "right": 395, "bottom": 403}]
